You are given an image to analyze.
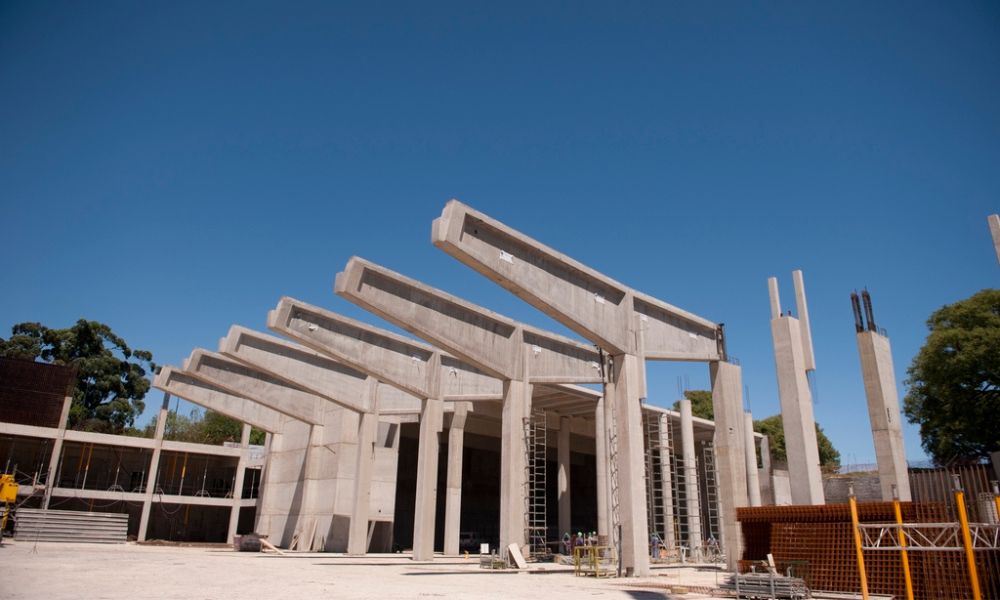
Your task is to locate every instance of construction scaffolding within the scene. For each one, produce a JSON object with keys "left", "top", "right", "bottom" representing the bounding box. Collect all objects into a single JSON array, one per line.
[
  {"left": 642, "top": 412, "right": 668, "bottom": 550},
  {"left": 701, "top": 440, "right": 722, "bottom": 549},
  {"left": 667, "top": 415, "right": 694, "bottom": 553},
  {"left": 523, "top": 408, "right": 547, "bottom": 559}
]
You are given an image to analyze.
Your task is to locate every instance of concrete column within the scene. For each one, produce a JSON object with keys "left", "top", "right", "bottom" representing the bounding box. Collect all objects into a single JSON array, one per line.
[
  {"left": 679, "top": 398, "right": 702, "bottom": 554},
  {"left": 744, "top": 412, "right": 761, "bottom": 507},
  {"left": 857, "top": 331, "right": 911, "bottom": 501},
  {"left": 610, "top": 353, "right": 650, "bottom": 577},
  {"left": 411, "top": 396, "right": 443, "bottom": 560},
  {"left": 138, "top": 392, "right": 171, "bottom": 540},
  {"left": 42, "top": 391, "right": 74, "bottom": 510},
  {"left": 348, "top": 381, "right": 380, "bottom": 554},
  {"left": 594, "top": 395, "right": 608, "bottom": 540},
  {"left": 443, "top": 402, "right": 469, "bottom": 556},
  {"left": 657, "top": 413, "right": 676, "bottom": 549},
  {"left": 709, "top": 362, "right": 748, "bottom": 570},
  {"left": 771, "top": 316, "right": 824, "bottom": 505},
  {"left": 227, "top": 423, "right": 252, "bottom": 542},
  {"left": 759, "top": 435, "right": 773, "bottom": 505},
  {"left": 499, "top": 378, "right": 530, "bottom": 558},
  {"left": 557, "top": 415, "right": 571, "bottom": 538},
  {"left": 989, "top": 214, "right": 1000, "bottom": 265}
]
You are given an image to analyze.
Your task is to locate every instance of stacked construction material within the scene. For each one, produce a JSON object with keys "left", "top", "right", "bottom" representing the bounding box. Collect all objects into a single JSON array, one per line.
[
  {"left": 15, "top": 508, "right": 127, "bottom": 543},
  {"left": 720, "top": 572, "right": 809, "bottom": 599}
]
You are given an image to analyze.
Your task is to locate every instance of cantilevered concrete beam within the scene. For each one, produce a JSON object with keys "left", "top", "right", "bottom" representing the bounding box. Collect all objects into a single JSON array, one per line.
[
  {"left": 220, "top": 326, "right": 371, "bottom": 414},
  {"left": 184, "top": 349, "right": 325, "bottom": 425},
  {"left": 153, "top": 367, "right": 282, "bottom": 432},
  {"left": 431, "top": 200, "right": 747, "bottom": 575},
  {"left": 336, "top": 257, "right": 603, "bottom": 384},
  {"left": 432, "top": 200, "right": 720, "bottom": 360},
  {"left": 269, "top": 297, "right": 503, "bottom": 560},
  {"left": 335, "top": 257, "right": 602, "bottom": 555}
]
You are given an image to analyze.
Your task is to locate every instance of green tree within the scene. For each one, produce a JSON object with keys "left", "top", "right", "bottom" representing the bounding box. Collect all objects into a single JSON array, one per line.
[
  {"left": 0, "top": 320, "right": 155, "bottom": 432},
  {"left": 904, "top": 289, "right": 1000, "bottom": 464},
  {"left": 671, "top": 389, "right": 715, "bottom": 420},
  {"left": 146, "top": 408, "right": 265, "bottom": 445},
  {"left": 753, "top": 414, "right": 841, "bottom": 470}
]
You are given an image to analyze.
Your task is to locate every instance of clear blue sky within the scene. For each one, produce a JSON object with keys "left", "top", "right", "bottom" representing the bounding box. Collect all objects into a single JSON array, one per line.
[{"left": 2, "top": 2, "right": 998, "bottom": 465}]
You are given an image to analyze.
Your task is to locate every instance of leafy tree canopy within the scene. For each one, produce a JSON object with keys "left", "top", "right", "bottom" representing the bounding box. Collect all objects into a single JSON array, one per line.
[
  {"left": 148, "top": 408, "right": 265, "bottom": 446},
  {"left": 671, "top": 389, "right": 840, "bottom": 469},
  {"left": 904, "top": 289, "right": 1000, "bottom": 464},
  {"left": 0, "top": 320, "right": 155, "bottom": 432},
  {"left": 753, "top": 414, "right": 841, "bottom": 471},
  {"left": 671, "top": 390, "right": 714, "bottom": 420}
]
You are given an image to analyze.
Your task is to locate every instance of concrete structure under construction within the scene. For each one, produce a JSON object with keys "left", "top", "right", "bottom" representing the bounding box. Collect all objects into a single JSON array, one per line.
[
  {"left": 0, "top": 357, "right": 264, "bottom": 544},
  {"left": 768, "top": 271, "right": 825, "bottom": 505},
  {"left": 851, "top": 290, "right": 911, "bottom": 502},
  {"left": 4, "top": 200, "right": 776, "bottom": 575}
]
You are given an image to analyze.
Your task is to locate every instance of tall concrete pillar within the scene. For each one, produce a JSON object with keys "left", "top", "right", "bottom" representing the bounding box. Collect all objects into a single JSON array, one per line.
[
  {"left": 744, "top": 412, "right": 761, "bottom": 507},
  {"left": 443, "top": 402, "right": 469, "bottom": 555},
  {"left": 759, "top": 435, "right": 774, "bottom": 505},
  {"left": 499, "top": 378, "right": 530, "bottom": 558},
  {"left": 609, "top": 354, "right": 651, "bottom": 577},
  {"left": 852, "top": 291, "right": 911, "bottom": 501},
  {"left": 557, "top": 415, "right": 571, "bottom": 538},
  {"left": 594, "top": 395, "right": 608, "bottom": 540},
  {"left": 679, "top": 399, "right": 702, "bottom": 554},
  {"left": 709, "top": 361, "right": 748, "bottom": 570},
  {"left": 349, "top": 380, "right": 381, "bottom": 555},
  {"left": 42, "top": 390, "right": 74, "bottom": 510},
  {"left": 657, "top": 413, "right": 676, "bottom": 549},
  {"left": 769, "top": 275, "right": 824, "bottom": 505},
  {"left": 138, "top": 393, "right": 171, "bottom": 540},
  {"left": 989, "top": 214, "right": 1000, "bottom": 265},
  {"left": 412, "top": 396, "right": 443, "bottom": 560},
  {"left": 227, "top": 423, "right": 252, "bottom": 542}
]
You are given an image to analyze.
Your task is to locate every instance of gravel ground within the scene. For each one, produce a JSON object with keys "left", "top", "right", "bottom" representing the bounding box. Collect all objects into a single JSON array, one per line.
[{"left": 1, "top": 541, "right": 737, "bottom": 600}]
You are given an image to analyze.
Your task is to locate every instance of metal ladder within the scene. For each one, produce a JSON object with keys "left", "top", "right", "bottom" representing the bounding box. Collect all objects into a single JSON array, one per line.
[
  {"left": 667, "top": 416, "right": 687, "bottom": 549},
  {"left": 701, "top": 441, "right": 721, "bottom": 548},
  {"left": 524, "top": 408, "right": 548, "bottom": 559},
  {"left": 642, "top": 412, "right": 667, "bottom": 546}
]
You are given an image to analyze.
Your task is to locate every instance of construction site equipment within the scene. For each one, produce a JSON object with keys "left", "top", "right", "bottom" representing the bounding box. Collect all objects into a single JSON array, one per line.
[
  {"left": 15, "top": 508, "right": 127, "bottom": 543},
  {"left": 573, "top": 545, "right": 617, "bottom": 578},
  {"left": 642, "top": 412, "right": 668, "bottom": 549},
  {"left": 1, "top": 474, "right": 17, "bottom": 539},
  {"left": 721, "top": 572, "right": 809, "bottom": 599}
]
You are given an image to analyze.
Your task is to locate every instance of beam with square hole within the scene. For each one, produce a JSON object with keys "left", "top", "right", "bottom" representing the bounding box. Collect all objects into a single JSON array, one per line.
[
  {"left": 218, "top": 326, "right": 394, "bottom": 554},
  {"left": 269, "top": 297, "right": 502, "bottom": 560},
  {"left": 432, "top": 200, "right": 748, "bottom": 574},
  {"left": 336, "top": 257, "right": 603, "bottom": 557}
]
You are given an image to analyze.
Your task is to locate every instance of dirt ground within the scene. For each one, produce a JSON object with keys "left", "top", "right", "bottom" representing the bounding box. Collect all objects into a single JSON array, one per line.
[{"left": 1, "top": 541, "right": 738, "bottom": 599}]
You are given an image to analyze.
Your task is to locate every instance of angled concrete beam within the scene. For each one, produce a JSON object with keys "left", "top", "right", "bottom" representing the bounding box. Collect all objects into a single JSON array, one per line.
[
  {"left": 153, "top": 366, "right": 282, "bottom": 432},
  {"left": 335, "top": 257, "right": 600, "bottom": 557},
  {"left": 269, "top": 297, "right": 500, "bottom": 401},
  {"left": 269, "top": 297, "right": 500, "bottom": 561},
  {"left": 184, "top": 349, "right": 324, "bottom": 425},
  {"left": 431, "top": 200, "right": 743, "bottom": 577},
  {"left": 220, "top": 325, "right": 371, "bottom": 413},
  {"left": 336, "top": 257, "right": 603, "bottom": 383},
  {"left": 432, "top": 199, "right": 720, "bottom": 360}
]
